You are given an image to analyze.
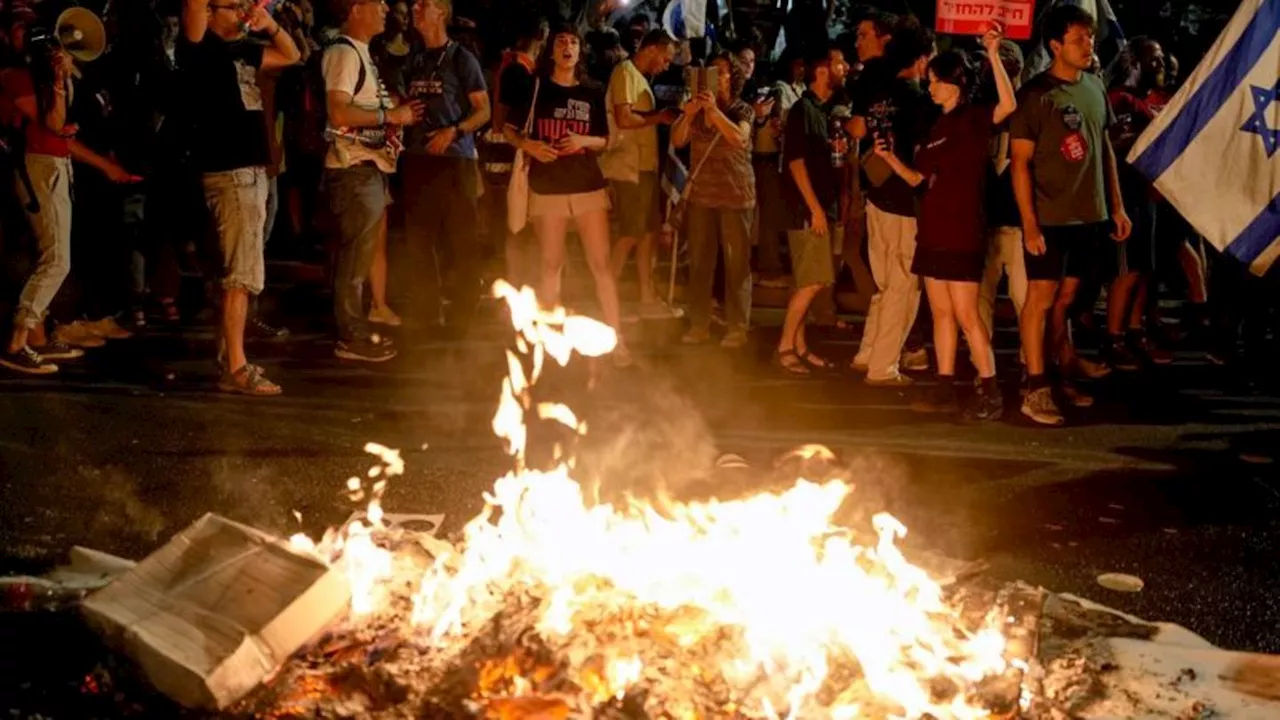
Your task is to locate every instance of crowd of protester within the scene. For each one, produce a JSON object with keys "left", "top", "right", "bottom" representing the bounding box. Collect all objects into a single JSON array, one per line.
[{"left": 0, "top": 0, "right": 1274, "bottom": 424}]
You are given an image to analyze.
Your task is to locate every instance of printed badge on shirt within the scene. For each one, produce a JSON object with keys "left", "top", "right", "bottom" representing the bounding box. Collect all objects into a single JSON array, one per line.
[
  {"left": 235, "top": 60, "right": 263, "bottom": 111},
  {"left": 1059, "top": 103, "right": 1087, "bottom": 162},
  {"left": 536, "top": 99, "right": 592, "bottom": 155},
  {"left": 410, "top": 78, "right": 444, "bottom": 97}
]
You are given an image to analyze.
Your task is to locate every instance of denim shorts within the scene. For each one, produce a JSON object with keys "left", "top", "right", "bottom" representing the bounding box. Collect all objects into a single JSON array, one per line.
[{"left": 202, "top": 167, "right": 269, "bottom": 294}]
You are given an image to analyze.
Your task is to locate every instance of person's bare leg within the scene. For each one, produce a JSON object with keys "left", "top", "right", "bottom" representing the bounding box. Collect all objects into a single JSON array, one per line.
[
  {"left": 951, "top": 281, "right": 996, "bottom": 378},
  {"left": 609, "top": 235, "right": 637, "bottom": 280},
  {"left": 1107, "top": 272, "right": 1139, "bottom": 336},
  {"left": 1178, "top": 239, "right": 1208, "bottom": 304},
  {"left": 535, "top": 214, "right": 569, "bottom": 309},
  {"left": 369, "top": 213, "right": 390, "bottom": 311},
  {"left": 575, "top": 209, "right": 623, "bottom": 332},
  {"left": 636, "top": 233, "right": 657, "bottom": 303},
  {"left": 925, "top": 278, "right": 958, "bottom": 376},
  {"left": 222, "top": 287, "right": 250, "bottom": 372},
  {"left": 779, "top": 284, "right": 821, "bottom": 353},
  {"left": 7, "top": 326, "right": 30, "bottom": 353},
  {"left": 1128, "top": 275, "right": 1149, "bottom": 330},
  {"left": 1052, "top": 277, "right": 1081, "bottom": 369},
  {"left": 1020, "top": 280, "right": 1059, "bottom": 378},
  {"left": 27, "top": 323, "right": 47, "bottom": 348},
  {"left": 505, "top": 230, "right": 526, "bottom": 288}
]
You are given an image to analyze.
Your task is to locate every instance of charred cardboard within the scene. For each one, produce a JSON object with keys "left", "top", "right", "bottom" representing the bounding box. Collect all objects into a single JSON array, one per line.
[{"left": 81, "top": 513, "right": 350, "bottom": 710}]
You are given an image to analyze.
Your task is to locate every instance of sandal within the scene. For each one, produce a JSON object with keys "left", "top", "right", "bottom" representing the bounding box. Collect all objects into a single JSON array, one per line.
[
  {"left": 217, "top": 364, "right": 282, "bottom": 396},
  {"left": 796, "top": 348, "right": 833, "bottom": 371},
  {"left": 773, "top": 348, "right": 810, "bottom": 376}
]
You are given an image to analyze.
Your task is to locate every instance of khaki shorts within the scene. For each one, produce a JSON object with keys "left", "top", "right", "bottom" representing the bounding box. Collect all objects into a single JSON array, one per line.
[
  {"left": 202, "top": 166, "right": 269, "bottom": 294},
  {"left": 529, "top": 188, "right": 611, "bottom": 219},
  {"left": 788, "top": 226, "right": 836, "bottom": 288},
  {"left": 610, "top": 172, "right": 660, "bottom": 237}
]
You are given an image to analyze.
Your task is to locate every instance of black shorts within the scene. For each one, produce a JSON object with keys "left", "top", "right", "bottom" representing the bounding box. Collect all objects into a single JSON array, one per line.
[
  {"left": 1024, "top": 223, "right": 1107, "bottom": 282},
  {"left": 911, "top": 246, "right": 985, "bottom": 282},
  {"left": 1112, "top": 200, "right": 1157, "bottom": 276}
]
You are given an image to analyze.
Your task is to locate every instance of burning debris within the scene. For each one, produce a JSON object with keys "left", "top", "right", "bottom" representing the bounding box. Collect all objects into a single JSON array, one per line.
[{"left": 13, "top": 281, "right": 1279, "bottom": 718}]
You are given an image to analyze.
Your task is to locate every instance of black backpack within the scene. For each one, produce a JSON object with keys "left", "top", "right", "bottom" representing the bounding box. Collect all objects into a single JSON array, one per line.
[{"left": 293, "top": 36, "right": 367, "bottom": 160}]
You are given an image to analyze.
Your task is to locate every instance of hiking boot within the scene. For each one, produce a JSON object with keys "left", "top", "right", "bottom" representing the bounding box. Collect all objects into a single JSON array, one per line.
[
  {"left": 335, "top": 336, "right": 397, "bottom": 362},
  {"left": 217, "top": 363, "right": 282, "bottom": 396},
  {"left": 368, "top": 305, "right": 403, "bottom": 327},
  {"left": 85, "top": 316, "right": 133, "bottom": 340},
  {"left": 29, "top": 340, "right": 84, "bottom": 361},
  {"left": 1104, "top": 338, "right": 1142, "bottom": 371},
  {"left": 911, "top": 381, "right": 960, "bottom": 414},
  {"left": 52, "top": 321, "right": 107, "bottom": 348},
  {"left": 901, "top": 347, "right": 930, "bottom": 372},
  {"left": 0, "top": 346, "right": 57, "bottom": 375},
  {"left": 248, "top": 317, "right": 290, "bottom": 341},
  {"left": 1130, "top": 331, "right": 1173, "bottom": 365},
  {"left": 1021, "top": 387, "right": 1064, "bottom": 426},
  {"left": 965, "top": 379, "right": 1005, "bottom": 421}
]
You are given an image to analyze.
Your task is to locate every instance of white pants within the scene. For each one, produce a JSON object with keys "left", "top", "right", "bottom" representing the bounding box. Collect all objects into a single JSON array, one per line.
[
  {"left": 855, "top": 201, "right": 920, "bottom": 380},
  {"left": 978, "top": 226, "right": 1028, "bottom": 339}
]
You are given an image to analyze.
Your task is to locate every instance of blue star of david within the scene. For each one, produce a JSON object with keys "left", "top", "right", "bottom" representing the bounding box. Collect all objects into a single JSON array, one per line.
[{"left": 1240, "top": 80, "right": 1280, "bottom": 158}]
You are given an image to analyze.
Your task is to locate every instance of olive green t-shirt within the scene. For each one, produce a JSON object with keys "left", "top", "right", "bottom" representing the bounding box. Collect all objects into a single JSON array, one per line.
[{"left": 1009, "top": 71, "right": 1115, "bottom": 227}]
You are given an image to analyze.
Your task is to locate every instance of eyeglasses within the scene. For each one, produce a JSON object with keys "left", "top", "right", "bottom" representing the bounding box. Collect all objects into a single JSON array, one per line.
[{"left": 209, "top": 3, "right": 243, "bottom": 11}]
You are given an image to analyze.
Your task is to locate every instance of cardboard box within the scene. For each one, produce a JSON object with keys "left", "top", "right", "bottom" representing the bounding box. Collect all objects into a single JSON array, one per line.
[{"left": 82, "top": 513, "right": 350, "bottom": 710}]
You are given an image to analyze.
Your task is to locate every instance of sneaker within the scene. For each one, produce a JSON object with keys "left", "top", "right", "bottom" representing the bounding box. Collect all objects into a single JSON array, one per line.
[
  {"left": 368, "top": 305, "right": 402, "bottom": 327},
  {"left": 1060, "top": 381, "right": 1094, "bottom": 408},
  {"left": 52, "top": 321, "right": 107, "bottom": 348},
  {"left": 965, "top": 380, "right": 1005, "bottom": 421},
  {"left": 901, "top": 347, "right": 930, "bottom": 372},
  {"left": 0, "top": 346, "right": 57, "bottom": 375},
  {"left": 911, "top": 382, "right": 959, "bottom": 414},
  {"left": 85, "top": 316, "right": 133, "bottom": 340},
  {"left": 1130, "top": 332, "right": 1173, "bottom": 365},
  {"left": 682, "top": 327, "right": 711, "bottom": 345},
  {"left": 1071, "top": 356, "right": 1112, "bottom": 379},
  {"left": 248, "top": 317, "right": 290, "bottom": 341},
  {"left": 1021, "top": 387, "right": 1064, "bottom": 426},
  {"left": 29, "top": 340, "right": 84, "bottom": 361},
  {"left": 850, "top": 355, "right": 870, "bottom": 374},
  {"left": 638, "top": 300, "right": 683, "bottom": 320},
  {"left": 865, "top": 373, "right": 914, "bottom": 388},
  {"left": 335, "top": 336, "right": 397, "bottom": 362},
  {"left": 1104, "top": 339, "right": 1142, "bottom": 372},
  {"left": 720, "top": 328, "right": 749, "bottom": 349}
]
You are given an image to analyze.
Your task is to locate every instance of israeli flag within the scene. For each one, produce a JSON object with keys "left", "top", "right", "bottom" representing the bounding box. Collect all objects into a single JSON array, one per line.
[
  {"left": 1128, "top": 0, "right": 1280, "bottom": 275},
  {"left": 1023, "top": 0, "right": 1125, "bottom": 80},
  {"left": 662, "top": 0, "right": 708, "bottom": 39}
]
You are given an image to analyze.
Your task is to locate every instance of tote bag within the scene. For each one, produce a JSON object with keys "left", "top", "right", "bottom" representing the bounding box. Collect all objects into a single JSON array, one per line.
[{"left": 506, "top": 78, "right": 541, "bottom": 234}]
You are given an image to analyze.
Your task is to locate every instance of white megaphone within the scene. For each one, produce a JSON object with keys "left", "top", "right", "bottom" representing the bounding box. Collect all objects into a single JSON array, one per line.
[{"left": 51, "top": 7, "right": 106, "bottom": 63}]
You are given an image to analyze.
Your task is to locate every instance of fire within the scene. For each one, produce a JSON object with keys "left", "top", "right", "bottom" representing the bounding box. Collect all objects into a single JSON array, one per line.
[{"left": 295, "top": 280, "right": 1010, "bottom": 718}]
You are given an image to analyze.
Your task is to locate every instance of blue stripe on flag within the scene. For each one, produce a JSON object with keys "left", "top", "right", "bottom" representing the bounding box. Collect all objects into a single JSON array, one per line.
[
  {"left": 1228, "top": 194, "right": 1280, "bottom": 264},
  {"left": 1131, "top": 0, "right": 1280, "bottom": 180}
]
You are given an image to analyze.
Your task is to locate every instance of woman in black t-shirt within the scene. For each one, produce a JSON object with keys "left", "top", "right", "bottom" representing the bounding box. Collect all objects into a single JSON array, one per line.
[
  {"left": 871, "top": 28, "right": 1015, "bottom": 420},
  {"left": 506, "top": 26, "right": 629, "bottom": 365}
]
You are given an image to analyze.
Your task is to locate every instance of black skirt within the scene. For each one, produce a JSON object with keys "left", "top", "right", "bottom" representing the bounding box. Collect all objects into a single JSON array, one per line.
[{"left": 911, "top": 246, "right": 986, "bottom": 282}]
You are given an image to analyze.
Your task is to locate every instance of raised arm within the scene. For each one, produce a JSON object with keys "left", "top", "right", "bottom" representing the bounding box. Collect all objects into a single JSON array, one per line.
[
  {"left": 983, "top": 30, "right": 1017, "bottom": 125},
  {"left": 181, "top": 0, "right": 208, "bottom": 43},
  {"left": 249, "top": 6, "right": 301, "bottom": 71},
  {"left": 703, "top": 99, "right": 751, "bottom": 150}
]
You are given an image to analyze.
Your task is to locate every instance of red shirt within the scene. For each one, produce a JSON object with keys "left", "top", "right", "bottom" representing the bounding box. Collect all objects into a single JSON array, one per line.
[
  {"left": 914, "top": 103, "right": 996, "bottom": 254},
  {"left": 0, "top": 68, "right": 70, "bottom": 157}
]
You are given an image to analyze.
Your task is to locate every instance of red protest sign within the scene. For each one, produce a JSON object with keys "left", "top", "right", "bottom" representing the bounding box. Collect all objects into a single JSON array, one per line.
[{"left": 935, "top": 0, "right": 1036, "bottom": 40}]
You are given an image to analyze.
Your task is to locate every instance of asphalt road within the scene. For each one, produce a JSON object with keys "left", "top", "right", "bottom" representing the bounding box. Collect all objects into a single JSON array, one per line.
[{"left": 1, "top": 287, "right": 1278, "bottom": 715}]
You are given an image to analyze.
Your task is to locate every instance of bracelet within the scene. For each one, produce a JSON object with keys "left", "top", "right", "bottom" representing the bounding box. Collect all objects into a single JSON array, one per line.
[{"left": 269, "top": 25, "right": 282, "bottom": 37}]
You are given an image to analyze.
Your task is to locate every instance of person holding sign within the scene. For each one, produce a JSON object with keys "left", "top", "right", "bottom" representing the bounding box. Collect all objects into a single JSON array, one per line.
[{"left": 870, "top": 25, "right": 1016, "bottom": 420}]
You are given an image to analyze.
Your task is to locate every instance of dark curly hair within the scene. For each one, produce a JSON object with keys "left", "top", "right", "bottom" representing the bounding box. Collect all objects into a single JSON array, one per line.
[{"left": 927, "top": 50, "right": 977, "bottom": 101}]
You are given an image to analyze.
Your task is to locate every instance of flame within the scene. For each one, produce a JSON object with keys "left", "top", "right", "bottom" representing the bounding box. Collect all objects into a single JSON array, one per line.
[{"left": 299, "top": 280, "right": 1009, "bottom": 717}]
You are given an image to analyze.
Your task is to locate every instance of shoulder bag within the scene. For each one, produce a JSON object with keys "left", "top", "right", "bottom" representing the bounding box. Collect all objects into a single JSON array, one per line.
[{"left": 506, "top": 77, "right": 541, "bottom": 235}]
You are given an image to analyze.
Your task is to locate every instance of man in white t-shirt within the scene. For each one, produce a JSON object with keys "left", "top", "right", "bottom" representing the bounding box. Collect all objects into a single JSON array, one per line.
[{"left": 323, "top": 0, "right": 422, "bottom": 362}]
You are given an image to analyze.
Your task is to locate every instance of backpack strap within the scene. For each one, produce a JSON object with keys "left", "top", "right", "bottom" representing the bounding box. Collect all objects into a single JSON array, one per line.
[{"left": 331, "top": 36, "right": 367, "bottom": 98}]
